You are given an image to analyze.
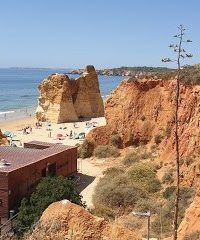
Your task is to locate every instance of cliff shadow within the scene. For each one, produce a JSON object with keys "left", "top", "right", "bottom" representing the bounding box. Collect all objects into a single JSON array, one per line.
[{"left": 74, "top": 173, "right": 95, "bottom": 193}]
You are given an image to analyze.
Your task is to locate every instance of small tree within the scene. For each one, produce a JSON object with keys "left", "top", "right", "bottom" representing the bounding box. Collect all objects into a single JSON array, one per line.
[
  {"left": 162, "top": 24, "right": 192, "bottom": 240},
  {"left": 16, "top": 176, "right": 84, "bottom": 234}
]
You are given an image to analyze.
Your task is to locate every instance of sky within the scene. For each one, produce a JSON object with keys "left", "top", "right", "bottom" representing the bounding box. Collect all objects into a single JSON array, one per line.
[{"left": 0, "top": 0, "right": 199, "bottom": 69}]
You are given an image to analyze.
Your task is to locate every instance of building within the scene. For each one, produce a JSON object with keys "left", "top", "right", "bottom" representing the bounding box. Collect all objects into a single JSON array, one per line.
[{"left": 0, "top": 141, "right": 77, "bottom": 222}]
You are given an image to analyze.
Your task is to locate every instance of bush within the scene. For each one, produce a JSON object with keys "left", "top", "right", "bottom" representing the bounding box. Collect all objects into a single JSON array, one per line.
[
  {"left": 16, "top": 176, "right": 84, "bottom": 233},
  {"left": 180, "top": 65, "right": 200, "bottom": 85},
  {"left": 103, "top": 167, "right": 125, "bottom": 178},
  {"left": 163, "top": 186, "right": 176, "bottom": 199},
  {"left": 91, "top": 204, "right": 115, "bottom": 219},
  {"left": 78, "top": 139, "right": 94, "bottom": 158},
  {"left": 94, "top": 145, "right": 120, "bottom": 158},
  {"left": 162, "top": 171, "right": 174, "bottom": 184},
  {"left": 154, "top": 134, "right": 163, "bottom": 144},
  {"left": 93, "top": 173, "right": 147, "bottom": 211},
  {"left": 123, "top": 153, "right": 140, "bottom": 166},
  {"left": 127, "top": 163, "right": 161, "bottom": 193},
  {"left": 152, "top": 186, "right": 195, "bottom": 237},
  {"left": 109, "top": 134, "right": 122, "bottom": 148},
  {"left": 134, "top": 198, "right": 158, "bottom": 214}
]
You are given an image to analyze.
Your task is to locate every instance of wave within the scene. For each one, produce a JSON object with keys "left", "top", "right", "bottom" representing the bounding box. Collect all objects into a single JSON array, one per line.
[
  {"left": 0, "top": 111, "right": 15, "bottom": 115},
  {"left": 20, "top": 94, "right": 37, "bottom": 98}
]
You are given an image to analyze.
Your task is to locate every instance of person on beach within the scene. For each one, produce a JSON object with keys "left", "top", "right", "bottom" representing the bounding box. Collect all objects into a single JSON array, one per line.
[
  {"left": 70, "top": 130, "right": 73, "bottom": 139},
  {"left": 4, "top": 113, "right": 6, "bottom": 120}
]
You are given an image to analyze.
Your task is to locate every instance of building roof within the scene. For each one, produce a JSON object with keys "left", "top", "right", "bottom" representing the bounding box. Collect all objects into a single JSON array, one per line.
[{"left": 0, "top": 141, "right": 76, "bottom": 173}]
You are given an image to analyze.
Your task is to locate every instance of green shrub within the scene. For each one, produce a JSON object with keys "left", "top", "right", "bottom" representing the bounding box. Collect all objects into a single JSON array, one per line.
[
  {"left": 93, "top": 174, "right": 147, "bottom": 210},
  {"left": 180, "top": 65, "right": 200, "bottom": 86},
  {"left": 147, "top": 178, "right": 162, "bottom": 193},
  {"left": 109, "top": 134, "right": 122, "bottom": 148},
  {"left": 152, "top": 186, "right": 196, "bottom": 237},
  {"left": 134, "top": 198, "right": 158, "bottom": 214},
  {"left": 162, "top": 171, "right": 174, "bottom": 184},
  {"left": 91, "top": 204, "right": 115, "bottom": 219},
  {"left": 163, "top": 186, "right": 176, "bottom": 199},
  {"left": 78, "top": 139, "right": 94, "bottom": 158},
  {"left": 123, "top": 153, "right": 140, "bottom": 166},
  {"left": 127, "top": 163, "right": 161, "bottom": 193},
  {"left": 16, "top": 176, "right": 83, "bottom": 234},
  {"left": 154, "top": 134, "right": 163, "bottom": 144},
  {"left": 94, "top": 145, "right": 120, "bottom": 158},
  {"left": 103, "top": 167, "right": 125, "bottom": 178}
]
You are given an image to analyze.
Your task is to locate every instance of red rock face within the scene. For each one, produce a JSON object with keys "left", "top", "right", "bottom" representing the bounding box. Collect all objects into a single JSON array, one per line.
[
  {"left": 178, "top": 184, "right": 200, "bottom": 239},
  {"left": 0, "top": 129, "right": 8, "bottom": 145},
  {"left": 28, "top": 201, "right": 141, "bottom": 240},
  {"left": 87, "top": 77, "right": 200, "bottom": 162}
]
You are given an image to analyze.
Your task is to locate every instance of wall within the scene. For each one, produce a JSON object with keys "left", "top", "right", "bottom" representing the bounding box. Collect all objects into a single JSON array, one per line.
[{"left": 5, "top": 147, "right": 77, "bottom": 219}]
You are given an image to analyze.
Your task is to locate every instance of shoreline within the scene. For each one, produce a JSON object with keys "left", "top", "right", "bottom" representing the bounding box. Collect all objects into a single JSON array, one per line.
[{"left": 0, "top": 107, "right": 36, "bottom": 130}]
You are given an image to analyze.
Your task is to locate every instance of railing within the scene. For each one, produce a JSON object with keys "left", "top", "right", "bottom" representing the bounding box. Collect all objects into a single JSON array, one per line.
[{"left": 0, "top": 213, "right": 19, "bottom": 236}]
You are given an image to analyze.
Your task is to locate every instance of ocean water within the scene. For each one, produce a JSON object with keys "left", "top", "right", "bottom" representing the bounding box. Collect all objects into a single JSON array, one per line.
[{"left": 0, "top": 68, "right": 125, "bottom": 114}]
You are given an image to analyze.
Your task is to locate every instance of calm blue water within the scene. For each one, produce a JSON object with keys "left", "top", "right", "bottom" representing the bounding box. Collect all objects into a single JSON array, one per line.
[{"left": 0, "top": 68, "right": 124, "bottom": 113}]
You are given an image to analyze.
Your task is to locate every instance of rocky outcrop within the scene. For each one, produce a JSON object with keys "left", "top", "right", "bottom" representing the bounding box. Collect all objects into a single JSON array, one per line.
[
  {"left": 0, "top": 130, "right": 8, "bottom": 145},
  {"left": 178, "top": 184, "right": 200, "bottom": 239},
  {"left": 87, "top": 77, "right": 200, "bottom": 163},
  {"left": 36, "top": 65, "right": 104, "bottom": 123},
  {"left": 27, "top": 200, "right": 141, "bottom": 240}
]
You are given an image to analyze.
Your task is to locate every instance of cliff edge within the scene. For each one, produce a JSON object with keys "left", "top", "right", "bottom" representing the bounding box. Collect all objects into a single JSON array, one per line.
[
  {"left": 87, "top": 76, "right": 200, "bottom": 163},
  {"left": 27, "top": 200, "right": 141, "bottom": 240}
]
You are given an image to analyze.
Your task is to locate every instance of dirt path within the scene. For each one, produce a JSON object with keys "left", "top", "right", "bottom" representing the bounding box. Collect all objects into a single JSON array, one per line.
[{"left": 77, "top": 158, "right": 105, "bottom": 208}]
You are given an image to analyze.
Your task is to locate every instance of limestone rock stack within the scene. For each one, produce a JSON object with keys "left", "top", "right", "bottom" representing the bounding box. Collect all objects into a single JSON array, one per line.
[{"left": 36, "top": 65, "right": 104, "bottom": 123}]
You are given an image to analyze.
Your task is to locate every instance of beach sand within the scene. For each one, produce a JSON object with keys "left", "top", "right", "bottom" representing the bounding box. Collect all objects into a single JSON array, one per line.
[
  {"left": 0, "top": 108, "right": 106, "bottom": 147},
  {"left": 0, "top": 109, "right": 107, "bottom": 207}
]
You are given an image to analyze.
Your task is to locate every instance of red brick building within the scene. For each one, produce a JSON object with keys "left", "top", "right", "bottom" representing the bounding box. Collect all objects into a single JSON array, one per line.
[{"left": 0, "top": 141, "right": 77, "bottom": 222}]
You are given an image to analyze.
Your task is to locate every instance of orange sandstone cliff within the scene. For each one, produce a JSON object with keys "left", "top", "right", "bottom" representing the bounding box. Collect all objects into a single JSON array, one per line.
[
  {"left": 36, "top": 65, "right": 104, "bottom": 123},
  {"left": 27, "top": 200, "right": 141, "bottom": 240},
  {"left": 177, "top": 183, "right": 200, "bottom": 239},
  {"left": 0, "top": 130, "right": 8, "bottom": 145},
  {"left": 87, "top": 77, "right": 200, "bottom": 182}
]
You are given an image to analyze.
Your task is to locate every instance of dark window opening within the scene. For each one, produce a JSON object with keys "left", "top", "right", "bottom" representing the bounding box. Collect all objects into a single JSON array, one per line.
[
  {"left": 47, "top": 163, "right": 56, "bottom": 177},
  {"left": 42, "top": 168, "right": 46, "bottom": 177}
]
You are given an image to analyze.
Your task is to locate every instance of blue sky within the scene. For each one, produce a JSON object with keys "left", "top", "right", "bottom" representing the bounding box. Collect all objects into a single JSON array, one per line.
[{"left": 0, "top": 0, "right": 199, "bottom": 68}]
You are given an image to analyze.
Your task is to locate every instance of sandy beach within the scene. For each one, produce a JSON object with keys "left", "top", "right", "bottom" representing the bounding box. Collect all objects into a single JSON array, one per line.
[
  {"left": 0, "top": 108, "right": 106, "bottom": 147},
  {"left": 0, "top": 108, "right": 107, "bottom": 208}
]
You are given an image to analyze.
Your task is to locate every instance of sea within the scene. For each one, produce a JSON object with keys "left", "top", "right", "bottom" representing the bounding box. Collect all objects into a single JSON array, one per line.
[{"left": 0, "top": 68, "right": 125, "bottom": 115}]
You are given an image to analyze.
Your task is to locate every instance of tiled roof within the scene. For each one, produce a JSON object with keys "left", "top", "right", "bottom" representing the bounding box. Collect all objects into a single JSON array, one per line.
[{"left": 0, "top": 141, "right": 76, "bottom": 173}]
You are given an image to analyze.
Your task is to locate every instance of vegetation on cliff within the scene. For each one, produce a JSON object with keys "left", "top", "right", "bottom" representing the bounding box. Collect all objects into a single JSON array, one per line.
[{"left": 16, "top": 176, "right": 84, "bottom": 234}]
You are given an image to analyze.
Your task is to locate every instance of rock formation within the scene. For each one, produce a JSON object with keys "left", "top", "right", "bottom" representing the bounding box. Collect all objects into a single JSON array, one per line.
[
  {"left": 87, "top": 76, "right": 200, "bottom": 165},
  {"left": 27, "top": 200, "right": 141, "bottom": 240},
  {"left": 0, "top": 130, "right": 8, "bottom": 145},
  {"left": 178, "top": 184, "right": 200, "bottom": 239},
  {"left": 36, "top": 65, "right": 104, "bottom": 123}
]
